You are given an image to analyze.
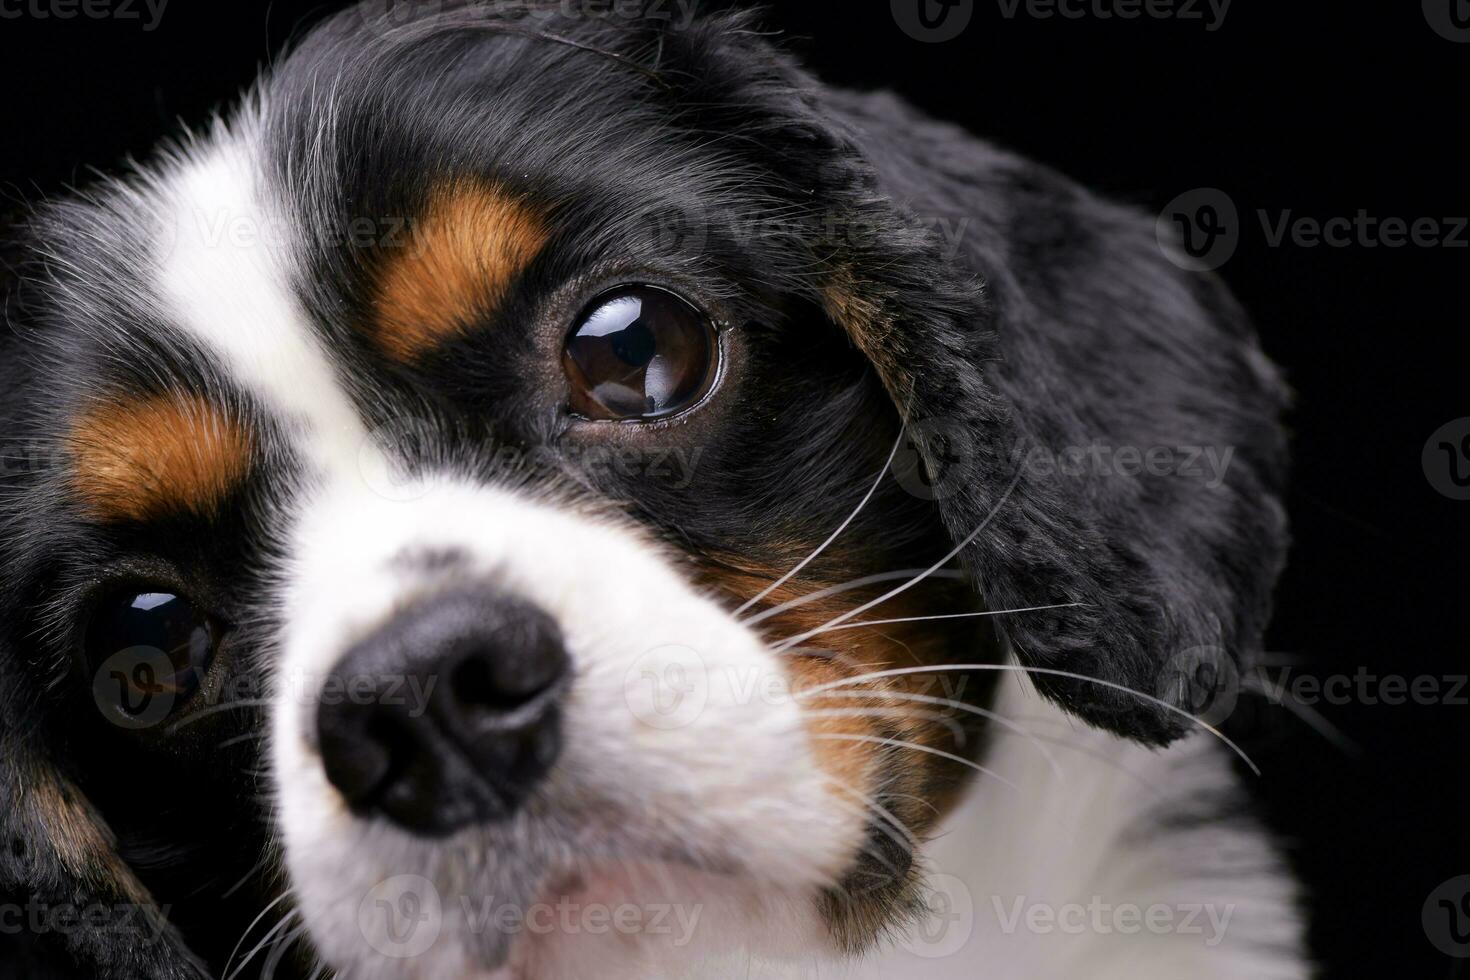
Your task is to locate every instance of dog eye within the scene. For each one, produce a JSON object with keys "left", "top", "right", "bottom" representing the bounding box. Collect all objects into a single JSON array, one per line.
[
  {"left": 563, "top": 286, "right": 718, "bottom": 421},
  {"left": 84, "top": 591, "right": 220, "bottom": 720}
]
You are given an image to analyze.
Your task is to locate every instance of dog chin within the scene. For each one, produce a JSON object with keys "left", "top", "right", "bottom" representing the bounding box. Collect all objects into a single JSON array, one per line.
[{"left": 293, "top": 831, "right": 833, "bottom": 980}]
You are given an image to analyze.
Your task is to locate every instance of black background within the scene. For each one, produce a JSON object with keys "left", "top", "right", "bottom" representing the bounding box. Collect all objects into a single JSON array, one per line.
[{"left": 0, "top": 1, "right": 1464, "bottom": 976}]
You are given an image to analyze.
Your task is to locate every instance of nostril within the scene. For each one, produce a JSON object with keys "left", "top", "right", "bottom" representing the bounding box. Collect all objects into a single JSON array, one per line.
[
  {"left": 315, "top": 588, "right": 570, "bottom": 836},
  {"left": 450, "top": 655, "right": 527, "bottom": 713},
  {"left": 448, "top": 624, "right": 569, "bottom": 716},
  {"left": 319, "top": 708, "right": 394, "bottom": 807}
]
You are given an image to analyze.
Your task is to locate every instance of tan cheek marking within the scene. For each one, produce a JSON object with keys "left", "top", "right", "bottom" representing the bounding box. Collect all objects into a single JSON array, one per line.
[
  {"left": 697, "top": 558, "right": 980, "bottom": 832},
  {"left": 372, "top": 181, "right": 549, "bottom": 361},
  {"left": 68, "top": 394, "right": 253, "bottom": 523},
  {"left": 8, "top": 757, "right": 150, "bottom": 903},
  {"left": 821, "top": 278, "right": 918, "bottom": 413}
]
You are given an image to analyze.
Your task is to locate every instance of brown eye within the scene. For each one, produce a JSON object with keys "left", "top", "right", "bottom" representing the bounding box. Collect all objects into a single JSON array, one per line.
[
  {"left": 84, "top": 591, "right": 220, "bottom": 726},
  {"left": 563, "top": 286, "right": 718, "bottom": 421}
]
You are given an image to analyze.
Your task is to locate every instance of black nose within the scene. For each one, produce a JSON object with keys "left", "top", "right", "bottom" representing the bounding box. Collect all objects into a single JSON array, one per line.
[{"left": 316, "top": 587, "right": 570, "bottom": 836}]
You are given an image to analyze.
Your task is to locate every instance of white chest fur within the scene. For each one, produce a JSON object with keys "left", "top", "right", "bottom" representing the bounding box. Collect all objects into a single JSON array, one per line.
[{"left": 688, "top": 672, "right": 1308, "bottom": 980}]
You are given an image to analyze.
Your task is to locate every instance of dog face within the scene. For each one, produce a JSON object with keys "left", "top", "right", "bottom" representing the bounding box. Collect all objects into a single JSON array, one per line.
[{"left": 0, "top": 3, "right": 1288, "bottom": 977}]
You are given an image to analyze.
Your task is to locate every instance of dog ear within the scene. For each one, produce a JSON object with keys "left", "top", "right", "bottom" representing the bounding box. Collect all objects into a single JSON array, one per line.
[
  {"left": 0, "top": 223, "right": 204, "bottom": 977},
  {"left": 661, "top": 19, "right": 1290, "bottom": 744}
]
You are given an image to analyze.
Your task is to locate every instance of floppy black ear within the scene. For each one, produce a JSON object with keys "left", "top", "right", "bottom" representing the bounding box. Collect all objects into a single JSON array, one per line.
[
  {"left": 0, "top": 222, "right": 203, "bottom": 978},
  {"left": 661, "top": 16, "right": 1289, "bottom": 744}
]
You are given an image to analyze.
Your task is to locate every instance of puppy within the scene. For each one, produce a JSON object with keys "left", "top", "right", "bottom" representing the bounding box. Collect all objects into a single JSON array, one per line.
[{"left": 0, "top": 2, "right": 1306, "bottom": 977}]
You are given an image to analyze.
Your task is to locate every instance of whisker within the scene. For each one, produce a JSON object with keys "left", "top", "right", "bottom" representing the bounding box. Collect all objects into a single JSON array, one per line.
[
  {"left": 744, "top": 568, "right": 967, "bottom": 627},
  {"left": 167, "top": 698, "right": 273, "bottom": 734},
  {"left": 988, "top": 725, "right": 1169, "bottom": 797},
  {"left": 223, "top": 890, "right": 292, "bottom": 979},
  {"left": 812, "top": 689, "right": 1062, "bottom": 778},
  {"left": 800, "top": 662, "right": 1261, "bottom": 776},
  {"left": 813, "top": 733, "right": 1018, "bottom": 789},
  {"left": 221, "top": 853, "right": 273, "bottom": 900},
  {"left": 824, "top": 784, "right": 919, "bottom": 851},
  {"left": 735, "top": 418, "right": 909, "bottom": 618},
  {"left": 794, "top": 602, "right": 1085, "bottom": 638},
  {"left": 775, "top": 469, "right": 1025, "bottom": 651},
  {"left": 262, "top": 917, "right": 310, "bottom": 980},
  {"left": 819, "top": 795, "right": 911, "bottom": 882},
  {"left": 217, "top": 730, "right": 268, "bottom": 751},
  {"left": 805, "top": 707, "right": 966, "bottom": 744},
  {"left": 225, "top": 907, "right": 300, "bottom": 980},
  {"left": 824, "top": 780, "right": 923, "bottom": 853},
  {"left": 1242, "top": 676, "right": 1360, "bottom": 754}
]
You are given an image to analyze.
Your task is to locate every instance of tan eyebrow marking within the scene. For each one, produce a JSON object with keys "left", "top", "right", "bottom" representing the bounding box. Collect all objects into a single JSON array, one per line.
[
  {"left": 371, "top": 180, "right": 550, "bottom": 362},
  {"left": 68, "top": 393, "right": 254, "bottom": 523}
]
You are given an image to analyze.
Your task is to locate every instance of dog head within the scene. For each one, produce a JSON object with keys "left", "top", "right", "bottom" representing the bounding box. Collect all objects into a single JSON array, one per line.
[{"left": 0, "top": 3, "right": 1288, "bottom": 977}]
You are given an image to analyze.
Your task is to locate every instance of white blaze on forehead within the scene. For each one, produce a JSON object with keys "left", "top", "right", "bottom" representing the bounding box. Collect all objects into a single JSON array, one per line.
[{"left": 154, "top": 121, "right": 371, "bottom": 478}]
